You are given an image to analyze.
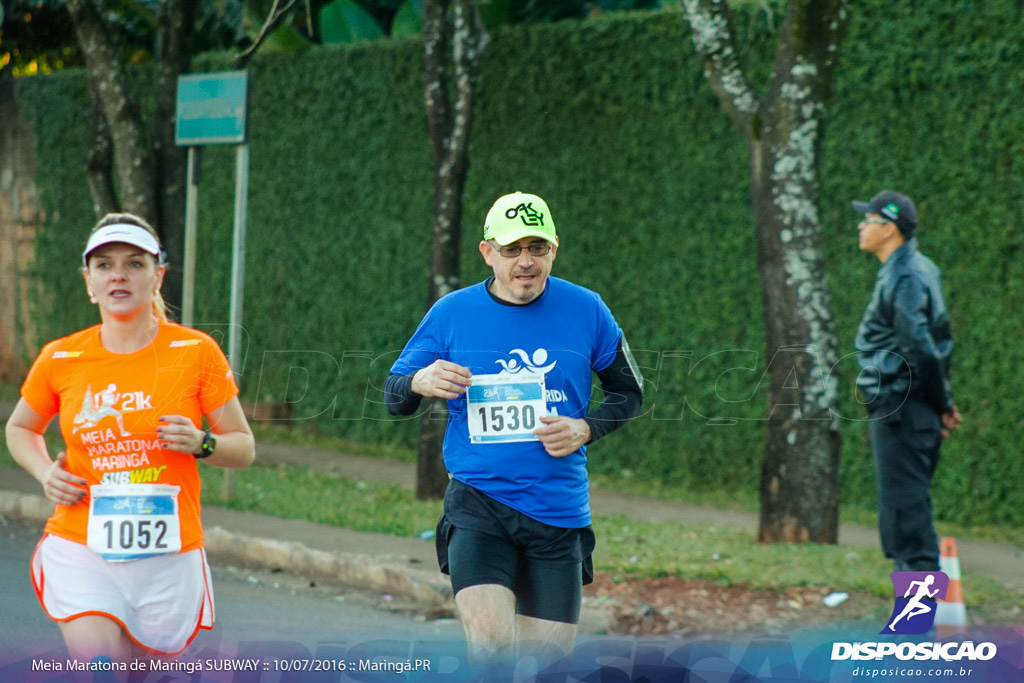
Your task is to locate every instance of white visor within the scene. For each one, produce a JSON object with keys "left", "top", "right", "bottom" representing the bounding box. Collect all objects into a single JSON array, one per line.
[{"left": 82, "top": 224, "right": 163, "bottom": 266}]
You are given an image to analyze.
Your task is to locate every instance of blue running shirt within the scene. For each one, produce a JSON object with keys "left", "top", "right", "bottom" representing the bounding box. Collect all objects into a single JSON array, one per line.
[{"left": 390, "top": 276, "right": 623, "bottom": 527}]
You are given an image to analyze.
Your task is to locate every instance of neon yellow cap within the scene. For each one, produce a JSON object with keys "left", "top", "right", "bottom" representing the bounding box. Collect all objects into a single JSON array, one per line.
[{"left": 483, "top": 192, "right": 558, "bottom": 246}]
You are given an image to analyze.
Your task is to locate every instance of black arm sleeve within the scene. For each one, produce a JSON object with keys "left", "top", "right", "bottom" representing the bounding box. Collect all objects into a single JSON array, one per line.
[
  {"left": 583, "top": 338, "right": 644, "bottom": 443},
  {"left": 384, "top": 372, "right": 423, "bottom": 416}
]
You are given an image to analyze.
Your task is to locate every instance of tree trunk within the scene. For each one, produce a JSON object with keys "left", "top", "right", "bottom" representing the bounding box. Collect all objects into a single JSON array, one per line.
[
  {"left": 67, "top": 0, "right": 194, "bottom": 314},
  {"left": 152, "top": 0, "right": 196, "bottom": 313},
  {"left": 416, "top": 0, "right": 489, "bottom": 500},
  {"left": 67, "top": 0, "right": 159, "bottom": 222},
  {"left": 416, "top": 398, "right": 451, "bottom": 500},
  {"left": 85, "top": 79, "right": 118, "bottom": 217},
  {"left": 684, "top": 0, "right": 849, "bottom": 543},
  {"left": 750, "top": 118, "right": 842, "bottom": 544}
]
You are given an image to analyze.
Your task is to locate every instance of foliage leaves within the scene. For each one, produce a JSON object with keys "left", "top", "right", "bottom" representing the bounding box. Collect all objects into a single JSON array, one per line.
[
  {"left": 390, "top": 0, "right": 424, "bottom": 37},
  {"left": 319, "top": 0, "right": 386, "bottom": 43}
]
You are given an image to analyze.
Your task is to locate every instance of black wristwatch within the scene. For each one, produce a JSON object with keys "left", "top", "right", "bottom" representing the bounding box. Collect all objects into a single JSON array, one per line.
[{"left": 194, "top": 429, "right": 217, "bottom": 459}]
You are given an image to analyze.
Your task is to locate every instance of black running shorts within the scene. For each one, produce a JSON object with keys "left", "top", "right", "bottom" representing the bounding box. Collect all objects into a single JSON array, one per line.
[{"left": 435, "top": 479, "right": 596, "bottom": 624}]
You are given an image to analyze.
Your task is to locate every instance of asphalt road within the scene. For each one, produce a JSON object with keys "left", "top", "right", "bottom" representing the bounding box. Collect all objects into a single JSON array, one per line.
[{"left": 0, "top": 517, "right": 465, "bottom": 678}]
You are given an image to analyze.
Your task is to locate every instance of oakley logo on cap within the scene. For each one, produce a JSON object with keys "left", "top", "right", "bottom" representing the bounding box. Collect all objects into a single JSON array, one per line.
[{"left": 505, "top": 203, "right": 545, "bottom": 227}]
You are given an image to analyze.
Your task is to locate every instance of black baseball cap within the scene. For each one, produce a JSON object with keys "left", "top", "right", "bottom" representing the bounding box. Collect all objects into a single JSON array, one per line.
[{"left": 852, "top": 191, "right": 918, "bottom": 237}]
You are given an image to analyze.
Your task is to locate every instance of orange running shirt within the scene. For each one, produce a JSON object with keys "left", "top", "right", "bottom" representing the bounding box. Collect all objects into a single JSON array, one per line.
[{"left": 20, "top": 321, "right": 239, "bottom": 552}]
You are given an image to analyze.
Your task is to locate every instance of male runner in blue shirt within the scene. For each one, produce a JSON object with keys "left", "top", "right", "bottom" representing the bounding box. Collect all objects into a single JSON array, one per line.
[{"left": 385, "top": 191, "right": 643, "bottom": 669}]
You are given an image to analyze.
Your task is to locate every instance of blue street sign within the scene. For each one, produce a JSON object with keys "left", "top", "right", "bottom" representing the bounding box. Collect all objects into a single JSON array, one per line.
[{"left": 175, "top": 71, "right": 249, "bottom": 146}]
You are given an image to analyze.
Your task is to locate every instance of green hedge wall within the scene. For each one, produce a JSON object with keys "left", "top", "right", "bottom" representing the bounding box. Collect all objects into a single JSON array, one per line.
[{"left": 16, "top": 2, "right": 1024, "bottom": 526}]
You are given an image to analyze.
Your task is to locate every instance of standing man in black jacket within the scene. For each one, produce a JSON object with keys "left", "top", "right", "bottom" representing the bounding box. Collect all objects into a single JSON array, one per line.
[{"left": 853, "top": 190, "right": 963, "bottom": 571}]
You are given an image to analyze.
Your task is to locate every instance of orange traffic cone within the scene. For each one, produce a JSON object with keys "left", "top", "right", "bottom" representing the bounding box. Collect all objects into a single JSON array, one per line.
[{"left": 935, "top": 537, "right": 967, "bottom": 638}]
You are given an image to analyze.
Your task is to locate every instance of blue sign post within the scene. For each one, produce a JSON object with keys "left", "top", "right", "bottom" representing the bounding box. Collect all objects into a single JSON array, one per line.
[{"left": 175, "top": 71, "right": 250, "bottom": 500}]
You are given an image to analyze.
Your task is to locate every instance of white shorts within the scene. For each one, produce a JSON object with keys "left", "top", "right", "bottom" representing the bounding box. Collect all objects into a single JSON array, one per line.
[{"left": 31, "top": 534, "right": 215, "bottom": 655}]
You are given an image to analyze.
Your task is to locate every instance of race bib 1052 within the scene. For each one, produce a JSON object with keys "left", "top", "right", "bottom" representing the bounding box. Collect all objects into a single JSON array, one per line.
[{"left": 86, "top": 483, "right": 182, "bottom": 562}]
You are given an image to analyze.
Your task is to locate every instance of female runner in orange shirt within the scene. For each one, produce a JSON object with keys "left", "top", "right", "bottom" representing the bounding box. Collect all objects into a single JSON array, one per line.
[{"left": 5, "top": 213, "right": 255, "bottom": 664}]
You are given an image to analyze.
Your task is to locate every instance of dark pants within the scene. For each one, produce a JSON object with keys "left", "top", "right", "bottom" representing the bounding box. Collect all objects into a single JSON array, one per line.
[
  {"left": 868, "top": 399, "right": 943, "bottom": 571},
  {"left": 435, "top": 479, "right": 595, "bottom": 623}
]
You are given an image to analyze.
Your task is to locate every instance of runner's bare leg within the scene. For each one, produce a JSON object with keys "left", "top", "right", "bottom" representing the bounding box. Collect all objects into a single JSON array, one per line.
[
  {"left": 455, "top": 584, "right": 517, "bottom": 668},
  {"left": 60, "top": 615, "right": 135, "bottom": 663},
  {"left": 517, "top": 614, "right": 577, "bottom": 670}
]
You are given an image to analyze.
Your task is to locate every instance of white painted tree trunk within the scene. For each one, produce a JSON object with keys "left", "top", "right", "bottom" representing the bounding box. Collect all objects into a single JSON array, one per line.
[{"left": 684, "top": 0, "right": 849, "bottom": 543}]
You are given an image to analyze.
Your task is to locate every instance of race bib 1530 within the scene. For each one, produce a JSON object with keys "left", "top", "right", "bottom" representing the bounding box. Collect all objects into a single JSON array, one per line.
[{"left": 466, "top": 373, "right": 547, "bottom": 444}]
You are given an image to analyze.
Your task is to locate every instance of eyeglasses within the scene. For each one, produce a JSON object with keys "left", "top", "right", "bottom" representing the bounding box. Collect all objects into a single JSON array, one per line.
[
  {"left": 491, "top": 241, "right": 552, "bottom": 257},
  {"left": 862, "top": 217, "right": 890, "bottom": 225}
]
